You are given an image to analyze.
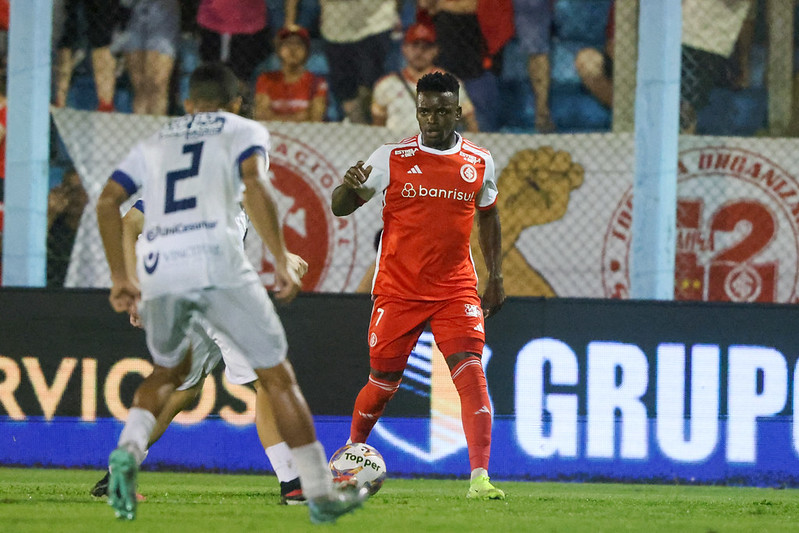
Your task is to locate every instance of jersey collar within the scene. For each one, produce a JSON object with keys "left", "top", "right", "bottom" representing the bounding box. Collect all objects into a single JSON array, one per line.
[{"left": 416, "top": 133, "right": 463, "bottom": 155}]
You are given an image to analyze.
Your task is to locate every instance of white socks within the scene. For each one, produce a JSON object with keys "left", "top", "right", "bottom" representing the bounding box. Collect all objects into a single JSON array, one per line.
[
  {"left": 290, "top": 441, "right": 333, "bottom": 500},
  {"left": 117, "top": 407, "right": 156, "bottom": 465},
  {"left": 265, "top": 442, "right": 300, "bottom": 483},
  {"left": 470, "top": 467, "right": 488, "bottom": 481}
]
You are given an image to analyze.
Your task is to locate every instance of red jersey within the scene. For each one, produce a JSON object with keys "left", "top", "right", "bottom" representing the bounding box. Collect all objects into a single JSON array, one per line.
[
  {"left": 359, "top": 134, "right": 497, "bottom": 300},
  {"left": 254, "top": 70, "right": 328, "bottom": 118}
]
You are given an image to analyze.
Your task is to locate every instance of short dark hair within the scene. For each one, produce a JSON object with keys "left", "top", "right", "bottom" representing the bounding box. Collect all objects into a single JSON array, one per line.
[
  {"left": 189, "top": 62, "right": 240, "bottom": 105},
  {"left": 417, "top": 72, "right": 459, "bottom": 95}
]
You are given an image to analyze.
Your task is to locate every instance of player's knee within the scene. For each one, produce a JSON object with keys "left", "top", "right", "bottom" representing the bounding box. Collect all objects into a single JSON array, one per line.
[
  {"left": 575, "top": 48, "right": 602, "bottom": 78},
  {"left": 255, "top": 361, "right": 298, "bottom": 392},
  {"left": 445, "top": 352, "right": 481, "bottom": 373},
  {"left": 151, "top": 364, "right": 188, "bottom": 388},
  {"left": 369, "top": 368, "right": 404, "bottom": 382}
]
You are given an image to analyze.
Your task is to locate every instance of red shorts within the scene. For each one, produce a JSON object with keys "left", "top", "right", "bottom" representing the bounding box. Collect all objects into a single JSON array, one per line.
[{"left": 367, "top": 294, "right": 485, "bottom": 373}]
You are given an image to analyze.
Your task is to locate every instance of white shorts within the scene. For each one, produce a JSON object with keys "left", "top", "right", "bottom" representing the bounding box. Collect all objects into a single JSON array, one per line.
[
  {"left": 139, "top": 283, "right": 288, "bottom": 377},
  {"left": 177, "top": 319, "right": 223, "bottom": 391},
  {"left": 177, "top": 320, "right": 259, "bottom": 390}
]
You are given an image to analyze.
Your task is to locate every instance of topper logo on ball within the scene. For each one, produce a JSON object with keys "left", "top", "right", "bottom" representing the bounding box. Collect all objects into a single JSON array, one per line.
[
  {"left": 248, "top": 133, "right": 357, "bottom": 292},
  {"left": 602, "top": 146, "right": 799, "bottom": 302}
]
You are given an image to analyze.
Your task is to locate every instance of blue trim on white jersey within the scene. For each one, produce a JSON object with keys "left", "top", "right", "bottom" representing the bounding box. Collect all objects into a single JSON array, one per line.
[
  {"left": 111, "top": 170, "right": 138, "bottom": 196},
  {"left": 236, "top": 145, "right": 267, "bottom": 176},
  {"left": 133, "top": 199, "right": 144, "bottom": 213}
]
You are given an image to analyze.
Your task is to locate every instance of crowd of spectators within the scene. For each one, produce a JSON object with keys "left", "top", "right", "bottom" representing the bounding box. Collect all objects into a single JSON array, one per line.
[
  {"left": 48, "top": 0, "right": 778, "bottom": 136},
  {"left": 48, "top": 0, "right": 573, "bottom": 133},
  {"left": 0, "top": 0, "right": 782, "bottom": 286}
]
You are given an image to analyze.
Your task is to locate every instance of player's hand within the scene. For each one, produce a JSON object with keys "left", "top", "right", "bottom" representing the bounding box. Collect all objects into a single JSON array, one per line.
[
  {"left": 128, "top": 299, "right": 143, "bottom": 329},
  {"left": 342, "top": 161, "right": 372, "bottom": 191},
  {"left": 480, "top": 276, "right": 505, "bottom": 319},
  {"left": 109, "top": 278, "right": 141, "bottom": 315},
  {"left": 273, "top": 252, "right": 307, "bottom": 303}
]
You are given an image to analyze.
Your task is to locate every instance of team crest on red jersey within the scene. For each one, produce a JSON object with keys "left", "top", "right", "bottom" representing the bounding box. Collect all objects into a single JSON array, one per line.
[{"left": 460, "top": 164, "right": 477, "bottom": 183}]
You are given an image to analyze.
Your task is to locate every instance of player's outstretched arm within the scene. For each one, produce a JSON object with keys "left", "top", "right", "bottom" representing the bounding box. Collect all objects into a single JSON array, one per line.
[
  {"left": 122, "top": 206, "right": 145, "bottom": 327},
  {"left": 331, "top": 161, "right": 372, "bottom": 216},
  {"left": 122, "top": 206, "right": 144, "bottom": 287},
  {"left": 477, "top": 205, "right": 505, "bottom": 318},
  {"left": 97, "top": 180, "right": 140, "bottom": 313},
  {"left": 240, "top": 152, "right": 307, "bottom": 303}
]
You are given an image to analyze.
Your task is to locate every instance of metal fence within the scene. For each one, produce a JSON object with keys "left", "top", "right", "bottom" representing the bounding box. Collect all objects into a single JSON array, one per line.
[{"left": 23, "top": 0, "right": 799, "bottom": 302}]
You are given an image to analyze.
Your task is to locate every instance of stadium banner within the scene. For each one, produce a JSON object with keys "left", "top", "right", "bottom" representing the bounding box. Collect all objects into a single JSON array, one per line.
[
  {"left": 53, "top": 109, "right": 799, "bottom": 302},
  {"left": 2, "top": 289, "right": 799, "bottom": 486}
]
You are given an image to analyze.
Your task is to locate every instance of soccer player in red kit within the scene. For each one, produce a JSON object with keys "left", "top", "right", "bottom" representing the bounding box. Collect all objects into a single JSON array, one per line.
[{"left": 331, "top": 72, "right": 505, "bottom": 500}]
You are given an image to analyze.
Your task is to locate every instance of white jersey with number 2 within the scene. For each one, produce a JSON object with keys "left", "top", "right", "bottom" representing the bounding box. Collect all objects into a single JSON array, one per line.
[{"left": 111, "top": 111, "right": 267, "bottom": 299}]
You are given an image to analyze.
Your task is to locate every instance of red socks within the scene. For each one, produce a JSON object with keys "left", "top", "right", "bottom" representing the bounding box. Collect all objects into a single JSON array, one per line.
[
  {"left": 350, "top": 358, "right": 492, "bottom": 472},
  {"left": 350, "top": 375, "right": 400, "bottom": 443},
  {"left": 451, "top": 357, "right": 492, "bottom": 471}
]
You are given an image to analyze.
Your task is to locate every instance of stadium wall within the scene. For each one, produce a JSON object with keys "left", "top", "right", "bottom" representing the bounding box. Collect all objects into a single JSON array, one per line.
[{"left": 1, "top": 289, "right": 798, "bottom": 486}]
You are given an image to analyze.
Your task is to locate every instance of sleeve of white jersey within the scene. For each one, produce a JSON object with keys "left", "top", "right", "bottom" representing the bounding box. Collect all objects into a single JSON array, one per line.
[
  {"left": 110, "top": 142, "right": 147, "bottom": 196},
  {"left": 232, "top": 118, "right": 271, "bottom": 178},
  {"left": 477, "top": 151, "right": 498, "bottom": 210},
  {"left": 356, "top": 144, "right": 393, "bottom": 202}
]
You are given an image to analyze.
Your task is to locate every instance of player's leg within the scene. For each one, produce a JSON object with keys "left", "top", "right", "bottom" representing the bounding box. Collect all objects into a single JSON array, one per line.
[
  {"left": 433, "top": 297, "right": 504, "bottom": 500},
  {"left": 350, "top": 297, "right": 424, "bottom": 443},
  {"left": 205, "top": 284, "right": 366, "bottom": 524},
  {"left": 94, "top": 316, "right": 219, "bottom": 498},
  {"left": 215, "top": 326, "right": 304, "bottom": 504},
  {"left": 254, "top": 361, "right": 368, "bottom": 523},
  {"left": 91, "top": 383, "right": 201, "bottom": 497},
  {"left": 108, "top": 295, "right": 195, "bottom": 520},
  {"left": 253, "top": 381, "right": 305, "bottom": 504},
  {"left": 108, "top": 350, "right": 192, "bottom": 519}
]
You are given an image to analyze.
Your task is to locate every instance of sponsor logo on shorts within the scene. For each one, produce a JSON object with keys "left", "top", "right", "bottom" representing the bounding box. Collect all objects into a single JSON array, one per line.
[
  {"left": 464, "top": 304, "right": 482, "bottom": 317},
  {"left": 370, "top": 333, "right": 378, "bottom": 347}
]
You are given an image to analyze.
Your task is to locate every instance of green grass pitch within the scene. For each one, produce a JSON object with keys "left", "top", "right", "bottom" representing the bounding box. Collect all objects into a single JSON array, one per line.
[{"left": 1, "top": 467, "right": 797, "bottom": 532}]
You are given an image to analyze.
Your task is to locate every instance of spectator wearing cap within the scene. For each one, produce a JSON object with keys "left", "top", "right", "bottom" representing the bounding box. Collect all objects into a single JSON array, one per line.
[
  {"left": 284, "top": 0, "right": 399, "bottom": 124},
  {"left": 371, "top": 23, "right": 478, "bottom": 138},
  {"left": 254, "top": 27, "right": 328, "bottom": 122}
]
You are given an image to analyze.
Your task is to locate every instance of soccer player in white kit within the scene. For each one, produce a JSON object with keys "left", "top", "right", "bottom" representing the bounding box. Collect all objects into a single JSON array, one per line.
[
  {"left": 96, "top": 62, "right": 366, "bottom": 523},
  {"left": 90, "top": 200, "right": 305, "bottom": 505}
]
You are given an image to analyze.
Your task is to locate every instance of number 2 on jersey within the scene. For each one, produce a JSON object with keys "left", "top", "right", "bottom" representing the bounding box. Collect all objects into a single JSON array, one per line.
[{"left": 165, "top": 142, "right": 204, "bottom": 213}]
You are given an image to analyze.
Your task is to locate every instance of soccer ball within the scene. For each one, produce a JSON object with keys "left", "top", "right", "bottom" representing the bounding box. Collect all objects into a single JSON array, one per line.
[{"left": 328, "top": 442, "right": 387, "bottom": 496}]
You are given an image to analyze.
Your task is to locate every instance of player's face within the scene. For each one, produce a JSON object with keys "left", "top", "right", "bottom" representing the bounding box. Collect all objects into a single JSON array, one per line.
[{"left": 416, "top": 91, "right": 461, "bottom": 150}]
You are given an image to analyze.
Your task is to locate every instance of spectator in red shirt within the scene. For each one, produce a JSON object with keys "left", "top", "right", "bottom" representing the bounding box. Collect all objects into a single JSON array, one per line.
[{"left": 254, "top": 27, "right": 328, "bottom": 123}]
